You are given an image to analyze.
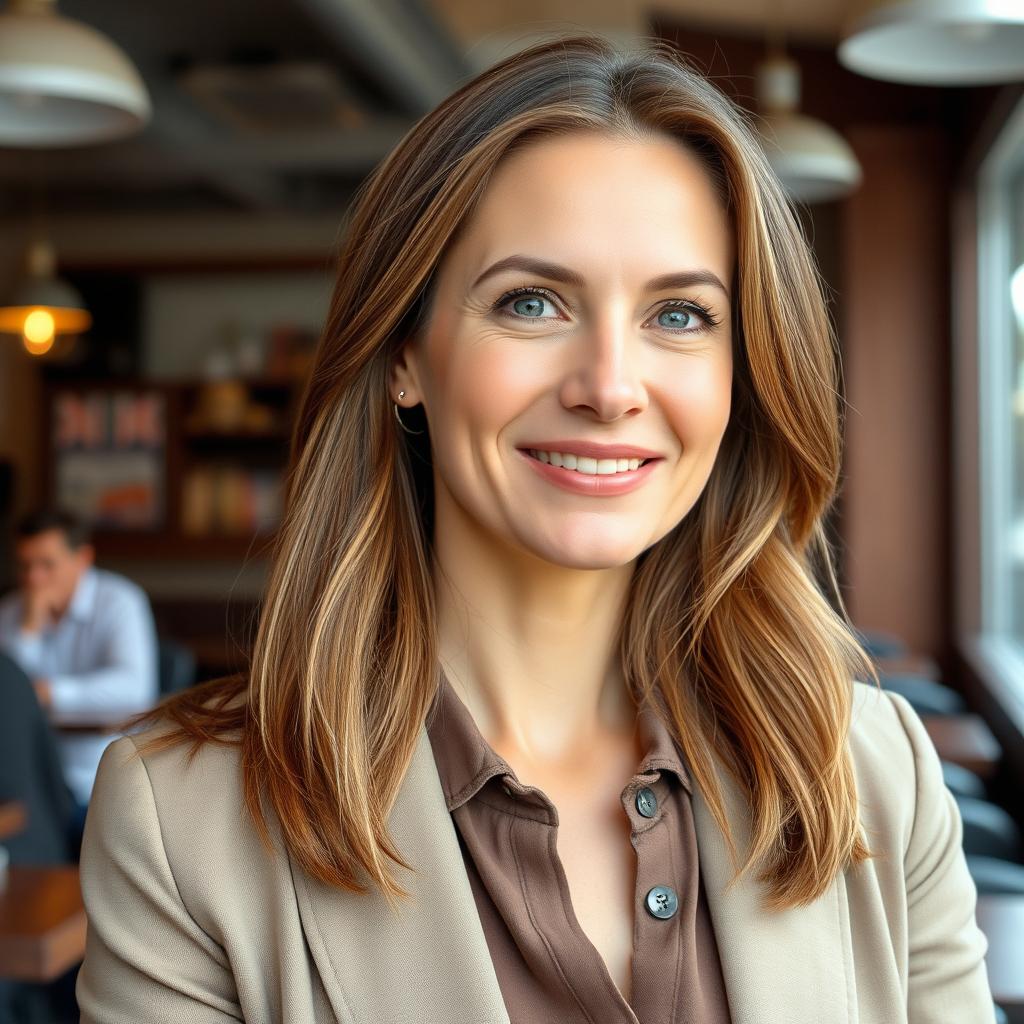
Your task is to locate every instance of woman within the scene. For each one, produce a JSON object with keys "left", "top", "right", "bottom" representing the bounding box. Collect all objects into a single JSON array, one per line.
[{"left": 76, "top": 34, "right": 994, "bottom": 1024}]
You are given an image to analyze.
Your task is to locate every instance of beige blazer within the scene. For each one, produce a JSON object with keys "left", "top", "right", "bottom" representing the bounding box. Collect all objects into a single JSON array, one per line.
[{"left": 76, "top": 682, "right": 995, "bottom": 1023}]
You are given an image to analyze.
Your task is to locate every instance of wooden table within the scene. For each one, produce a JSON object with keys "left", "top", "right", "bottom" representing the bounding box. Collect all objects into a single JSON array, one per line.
[
  {"left": 921, "top": 714, "right": 1002, "bottom": 779},
  {"left": 0, "top": 865, "right": 86, "bottom": 982},
  {"left": 977, "top": 895, "right": 1024, "bottom": 1015},
  {"left": 0, "top": 801, "right": 26, "bottom": 841}
]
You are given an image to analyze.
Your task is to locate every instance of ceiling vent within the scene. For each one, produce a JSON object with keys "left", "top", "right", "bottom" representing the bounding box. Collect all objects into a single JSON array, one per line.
[{"left": 177, "top": 61, "right": 366, "bottom": 136}]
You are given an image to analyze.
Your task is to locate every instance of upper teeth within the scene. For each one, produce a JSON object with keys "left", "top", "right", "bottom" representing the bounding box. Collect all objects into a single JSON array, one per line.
[{"left": 528, "top": 450, "right": 645, "bottom": 474}]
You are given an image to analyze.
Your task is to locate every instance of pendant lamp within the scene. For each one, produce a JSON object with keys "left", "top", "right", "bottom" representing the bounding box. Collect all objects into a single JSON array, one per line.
[
  {"left": 756, "top": 53, "right": 863, "bottom": 203},
  {"left": 0, "top": 239, "right": 91, "bottom": 356},
  {"left": 839, "top": 0, "right": 1024, "bottom": 85},
  {"left": 0, "top": 0, "right": 150, "bottom": 146}
]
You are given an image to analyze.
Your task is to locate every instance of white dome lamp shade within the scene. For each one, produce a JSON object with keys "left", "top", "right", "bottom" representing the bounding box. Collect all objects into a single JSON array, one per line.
[
  {"left": 0, "top": 0, "right": 151, "bottom": 146},
  {"left": 0, "top": 239, "right": 91, "bottom": 356},
  {"left": 839, "top": 0, "right": 1024, "bottom": 85},
  {"left": 756, "top": 54, "right": 863, "bottom": 204}
]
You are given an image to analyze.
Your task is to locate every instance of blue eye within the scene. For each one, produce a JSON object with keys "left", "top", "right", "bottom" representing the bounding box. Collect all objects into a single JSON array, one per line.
[
  {"left": 512, "top": 295, "right": 549, "bottom": 318},
  {"left": 655, "top": 299, "right": 721, "bottom": 333},
  {"left": 495, "top": 287, "right": 561, "bottom": 319},
  {"left": 492, "top": 286, "right": 721, "bottom": 334},
  {"left": 658, "top": 308, "right": 695, "bottom": 329}
]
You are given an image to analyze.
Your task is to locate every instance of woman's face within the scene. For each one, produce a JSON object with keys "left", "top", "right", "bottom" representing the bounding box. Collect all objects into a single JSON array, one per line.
[{"left": 395, "top": 130, "right": 735, "bottom": 570}]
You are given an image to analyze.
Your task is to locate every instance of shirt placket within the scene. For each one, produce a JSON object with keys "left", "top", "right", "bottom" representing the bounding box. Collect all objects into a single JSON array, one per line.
[
  {"left": 505, "top": 767, "right": 685, "bottom": 1024},
  {"left": 503, "top": 774, "right": 642, "bottom": 1024},
  {"left": 623, "top": 770, "right": 684, "bottom": 1024}
]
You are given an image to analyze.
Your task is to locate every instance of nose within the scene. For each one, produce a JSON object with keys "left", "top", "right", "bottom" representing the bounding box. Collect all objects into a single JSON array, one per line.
[{"left": 560, "top": 307, "right": 649, "bottom": 421}]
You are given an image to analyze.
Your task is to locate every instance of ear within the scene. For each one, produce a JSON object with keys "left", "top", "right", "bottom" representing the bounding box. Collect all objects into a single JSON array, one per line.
[{"left": 389, "top": 338, "right": 423, "bottom": 406}]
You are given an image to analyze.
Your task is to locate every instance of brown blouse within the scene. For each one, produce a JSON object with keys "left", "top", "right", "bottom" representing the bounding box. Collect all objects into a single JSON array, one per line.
[{"left": 425, "top": 667, "right": 732, "bottom": 1024}]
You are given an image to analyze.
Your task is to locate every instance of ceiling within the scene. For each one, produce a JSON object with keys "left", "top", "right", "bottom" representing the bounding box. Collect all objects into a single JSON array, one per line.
[
  {"left": 441, "top": 0, "right": 853, "bottom": 51},
  {"left": 0, "top": 0, "right": 857, "bottom": 218}
]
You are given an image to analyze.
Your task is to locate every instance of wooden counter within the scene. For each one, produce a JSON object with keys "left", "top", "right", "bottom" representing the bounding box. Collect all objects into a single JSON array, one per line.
[{"left": 0, "top": 865, "right": 86, "bottom": 982}]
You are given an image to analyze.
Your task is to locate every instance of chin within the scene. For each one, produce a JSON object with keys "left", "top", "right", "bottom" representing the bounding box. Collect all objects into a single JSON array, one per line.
[{"left": 530, "top": 538, "right": 644, "bottom": 571}]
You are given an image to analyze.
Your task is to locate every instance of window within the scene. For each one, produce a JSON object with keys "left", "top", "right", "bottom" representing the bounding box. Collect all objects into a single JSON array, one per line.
[
  {"left": 975, "top": 94, "right": 1024, "bottom": 713},
  {"left": 980, "top": 99, "right": 1024, "bottom": 637}
]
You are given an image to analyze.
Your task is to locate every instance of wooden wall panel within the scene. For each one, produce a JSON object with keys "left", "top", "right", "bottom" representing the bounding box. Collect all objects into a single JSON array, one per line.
[{"left": 840, "top": 125, "right": 951, "bottom": 657}]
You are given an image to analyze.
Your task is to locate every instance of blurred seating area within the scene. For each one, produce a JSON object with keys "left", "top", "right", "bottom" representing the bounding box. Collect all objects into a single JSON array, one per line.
[
  {"left": 2, "top": 0, "right": 1024, "bottom": 1020},
  {"left": 859, "top": 629, "right": 1023, "bottom": 1022}
]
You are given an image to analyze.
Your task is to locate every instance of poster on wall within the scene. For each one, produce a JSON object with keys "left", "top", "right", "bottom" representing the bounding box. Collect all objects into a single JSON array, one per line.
[{"left": 52, "top": 390, "right": 166, "bottom": 530}]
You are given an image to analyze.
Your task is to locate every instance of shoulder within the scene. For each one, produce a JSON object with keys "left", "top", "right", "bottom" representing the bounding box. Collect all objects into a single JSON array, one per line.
[
  {"left": 96, "top": 689, "right": 250, "bottom": 836},
  {"left": 87, "top": 703, "right": 274, "bottom": 935},
  {"left": 93, "top": 569, "right": 148, "bottom": 598},
  {"left": 847, "top": 679, "right": 918, "bottom": 768},
  {"left": 847, "top": 679, "right": 939, "bottom": 780},
  {"left": 89, "top": 571, "right": 156, "bottom": 639},
  {"left": 92, "top": 718, "right": 250, "bottom": 862},
  {"left": 78, "top": 699, "right": 302, "bottom": 1011},
  {"left": 846, "top": 680, "right": 950, "bottom": 860},
  {"left": 86, "top": 573, "right": 150, "bottom": 626},
  {"left": 97, "top": 719, "right": 245, "bottom": 815},
  {"left": 845, "top": 685, "right": 993, "bottom": 1015}
]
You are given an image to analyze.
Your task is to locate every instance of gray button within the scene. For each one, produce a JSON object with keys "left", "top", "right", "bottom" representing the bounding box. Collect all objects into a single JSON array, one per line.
[
  {"left": 645, "top": 885, "right": 679, "bottom": 919},
  {"left": 635, "top": 786, "right": 658, "bottom": 818}
]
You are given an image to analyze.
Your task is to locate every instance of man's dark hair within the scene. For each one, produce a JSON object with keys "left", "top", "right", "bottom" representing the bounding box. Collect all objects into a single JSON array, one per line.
[{"left": 16, "top": 508, "right": 92, "bottom": 550}]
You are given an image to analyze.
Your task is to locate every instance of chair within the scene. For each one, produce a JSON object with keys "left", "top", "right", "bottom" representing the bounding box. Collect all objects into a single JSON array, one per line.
[
  {"left": 967, "top": 855, "right": 1024, "bottom": 896},
  {"left": 854, "top": 629, "right": 908, "bottom": 660},
  {"left": 0, "top": 652, "right": 74, "bottom": 865},
  {"left": 881, "top": 674, "right": 966, "bottom": 716},
  {"left": 942, "top": 760, "right": 988, "bottom": 801},
  {"left": 956, "top": 796, "right": 1022, "bottom": 862},
  {"left": 157, "top": 637, "right": 197, "bottom": 696}
]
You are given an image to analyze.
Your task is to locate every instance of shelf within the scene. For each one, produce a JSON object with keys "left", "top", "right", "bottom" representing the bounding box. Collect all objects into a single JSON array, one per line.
[
  {"left": 44, "top": 377, "right": 297, "bottom": 564},
  {"left": 93, "top": 530, "right": 277, "bottom": 561},
  {"left": 179, "top": 375, "right": 299, "bottom": 392},
  {"left": 184, "top": 430, "right": 290, "bottom": 443}
]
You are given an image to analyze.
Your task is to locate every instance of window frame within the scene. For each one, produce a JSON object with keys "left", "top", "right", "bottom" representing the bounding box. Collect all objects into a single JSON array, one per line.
[{"left": 963, "top": 91, "right": 1024, "bottom": 746}]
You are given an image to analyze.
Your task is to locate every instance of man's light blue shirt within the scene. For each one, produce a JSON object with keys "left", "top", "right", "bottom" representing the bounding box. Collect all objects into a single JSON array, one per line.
[{"left": 0, "top": 566, "right": 158, "bottom": 804}]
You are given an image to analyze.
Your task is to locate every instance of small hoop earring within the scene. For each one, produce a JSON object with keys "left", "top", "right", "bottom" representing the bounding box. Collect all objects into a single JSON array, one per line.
[{"left": 393, "top": 390, "right": 424, "bottom": 435}]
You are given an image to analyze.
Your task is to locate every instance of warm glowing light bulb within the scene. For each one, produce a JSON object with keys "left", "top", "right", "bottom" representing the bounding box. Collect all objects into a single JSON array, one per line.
[{"left": 23, "top": 308, "right": 56, "bottom": 355}]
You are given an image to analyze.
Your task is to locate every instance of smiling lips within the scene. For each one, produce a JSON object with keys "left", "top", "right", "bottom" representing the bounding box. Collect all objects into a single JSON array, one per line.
[
  {"left": 517, "top": 445, "right": 663, "bottom": 495},
  {"left": 516, "top": 440, "right": 663, "bottom": 460},
  {"left": 527, "top": 448, "right": 647, "bottom": 473}
]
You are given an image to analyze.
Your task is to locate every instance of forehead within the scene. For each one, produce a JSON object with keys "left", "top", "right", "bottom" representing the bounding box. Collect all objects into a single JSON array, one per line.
[
  {"left": 17, "top": 529, "right": 71, "bottom": 557},
  {"left": 448, "top": 130, "right": 734, "bottom": 288}
]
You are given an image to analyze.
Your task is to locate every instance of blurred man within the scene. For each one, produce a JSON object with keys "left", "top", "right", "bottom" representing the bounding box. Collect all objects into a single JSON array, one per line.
[{"left": 0, "top": 508, "right": 158, "bottom": 808}]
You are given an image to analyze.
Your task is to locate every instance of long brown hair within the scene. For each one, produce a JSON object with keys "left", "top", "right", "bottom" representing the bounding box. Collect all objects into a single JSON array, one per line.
[{"left": 131, "top": 33, "right": 878, "bottom": 913}]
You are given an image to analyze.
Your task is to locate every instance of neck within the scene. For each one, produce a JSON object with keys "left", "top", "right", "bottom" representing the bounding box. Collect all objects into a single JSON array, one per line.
[
  {"left": 432, "top": 513, "right": 638, "bottom": 769},
  {"left": 53, "top": 567, "right": 87, "bottom": 620}
]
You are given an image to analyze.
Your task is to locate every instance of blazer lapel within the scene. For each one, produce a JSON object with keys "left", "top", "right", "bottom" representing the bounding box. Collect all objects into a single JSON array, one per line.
[
  {"left": 290, "top": 715, "right": 856, "bottom": 1024},
  {"left": 692, "top": 763, "right": 856, "bottom": 1024},
  {"left": 291, "top": 723, "right": 511, "bottom": 1024}
]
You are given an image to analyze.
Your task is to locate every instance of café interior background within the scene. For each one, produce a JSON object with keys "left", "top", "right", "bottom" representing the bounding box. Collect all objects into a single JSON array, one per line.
[
  {"left": 1, "top": 0, "right": 1024, "bottom": 1020},
  {"left": 0, "top": 0, "right": 1015, "bottom": 675}
]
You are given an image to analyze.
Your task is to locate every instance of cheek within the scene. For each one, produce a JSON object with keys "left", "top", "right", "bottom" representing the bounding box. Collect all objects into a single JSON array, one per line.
[
  {"left": 663, "top": 355, "right": 733, "bottom": 446},
  {"left": 440, "top": 340, "right": 542, "bottom": 433}
]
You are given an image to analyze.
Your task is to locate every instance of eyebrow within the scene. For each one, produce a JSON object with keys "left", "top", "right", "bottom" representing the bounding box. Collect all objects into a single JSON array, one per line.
[{"left": 470, "top": 254, "right": 730, "bottom": 298}]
